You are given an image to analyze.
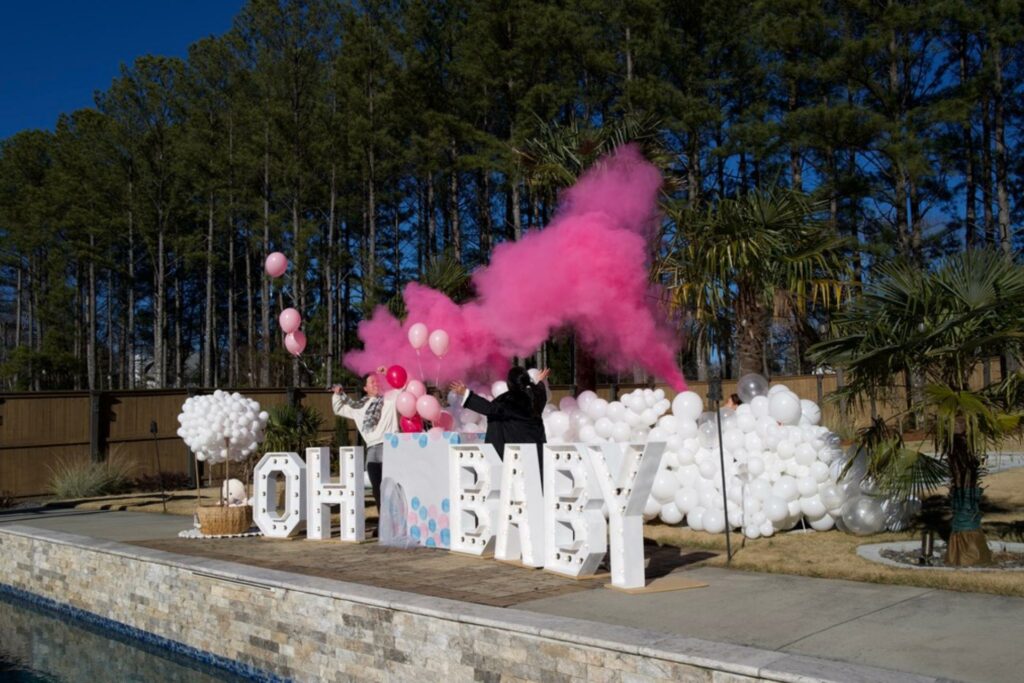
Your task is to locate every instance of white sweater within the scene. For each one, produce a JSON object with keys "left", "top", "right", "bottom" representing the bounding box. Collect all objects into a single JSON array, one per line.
[{"left": 331, "top": 392, "right": 399, "bottom": 449}]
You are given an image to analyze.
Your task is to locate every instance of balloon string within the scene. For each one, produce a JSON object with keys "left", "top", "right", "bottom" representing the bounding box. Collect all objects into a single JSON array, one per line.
[{"left": 416, "top": 349, "right": 424, "bottom": 383}]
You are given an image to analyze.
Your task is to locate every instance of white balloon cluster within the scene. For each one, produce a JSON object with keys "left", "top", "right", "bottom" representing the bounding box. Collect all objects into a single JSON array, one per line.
[
  {"left": 445, "top": 389, "right": 489, "bottom": 434},
  {"left": 176, "top": 390, "right": 269, "bottom": 464},
  {"left": 540, "top": 377, "right": 870, "bottom": 539}
]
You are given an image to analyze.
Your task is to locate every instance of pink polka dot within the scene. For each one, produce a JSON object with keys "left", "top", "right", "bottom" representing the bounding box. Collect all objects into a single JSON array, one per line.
[
  {"left": 407, "top": 512, "right": 418, "bottom": 527},
  {"left": 430, "top": 534, "right": 439, "bottom": 545},
  {"left": 438, "top": 514, "right": 449, "bottom": 528},
  {"left": 428, "top": 505, "right": 439, "bottom": 518},
  {"left": 419, "top": 523, "right": 429, "bottom": 538}
]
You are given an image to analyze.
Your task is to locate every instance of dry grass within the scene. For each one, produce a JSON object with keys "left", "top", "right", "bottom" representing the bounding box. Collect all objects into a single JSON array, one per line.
[{"left": 645, "top": 467, "right": 1024, "bottom": 597}]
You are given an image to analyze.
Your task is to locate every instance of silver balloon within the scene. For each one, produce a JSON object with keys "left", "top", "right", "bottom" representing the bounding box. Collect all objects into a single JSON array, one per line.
[
  {"left": 736, "top": 373, "right": 769, "bottom": 403},
  {"left": 880, "top": 496, "right": 911, "bottom": 532},
  {"left": 840, "top": 496, "right": 886, "bottom": 536}
]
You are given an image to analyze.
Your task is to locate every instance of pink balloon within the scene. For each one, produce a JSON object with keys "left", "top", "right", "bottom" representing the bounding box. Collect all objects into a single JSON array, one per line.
[
  {"left": 428, "top": 329, "right": 450, "bottom": 358},
  {"left": 416, "top": 394, "right": 441, "bottom": 422},
  {"left": 284, "top": 330, "right": 306, "bottom": 356},
  {"left": 396, "top": 391, "right": 418, "bottom": 418},
  {"left": 406, "top": 380, "right": 426, "bottom": 398},
  {"left": 386, "top": 365, "right": 408, "bottom": 389},
  {"left": 435, "top": 411, "right": 454, "bottom": 431},
  {"left": 264, "top": 252, "right": 288, "bottom": 278},
  {"left": 279, "top": 308, "right": 302, "bottom": 334},
  {"left": 408, "top": 322, "right": 429, "bottom": 350}
]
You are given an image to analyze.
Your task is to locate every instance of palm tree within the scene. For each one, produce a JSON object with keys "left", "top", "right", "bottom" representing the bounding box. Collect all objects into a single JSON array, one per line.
[
  {"left": 809, "top": 249, "right": 1024, "bottom": 566},
  {"left": 658, "top": 187, "right": 852, "bottom": 376}
]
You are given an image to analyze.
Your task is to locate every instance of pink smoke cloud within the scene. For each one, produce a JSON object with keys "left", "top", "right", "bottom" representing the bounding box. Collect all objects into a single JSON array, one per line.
[{"left": 344, "top": 144, "right": 686, "bottom": 391}]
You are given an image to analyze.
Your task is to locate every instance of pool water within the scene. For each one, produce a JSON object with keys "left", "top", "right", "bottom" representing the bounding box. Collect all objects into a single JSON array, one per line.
[{"left": 0, "top": 590, "right": 254, "bottom": 682}]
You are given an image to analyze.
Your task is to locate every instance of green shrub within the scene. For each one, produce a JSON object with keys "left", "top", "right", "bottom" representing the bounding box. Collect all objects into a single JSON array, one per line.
[
  {"left": 47, "top": 457, "right": 135, "bottom": 499},
  {"left": 263, "top": 404, "right": 325, "bottom": 454}
]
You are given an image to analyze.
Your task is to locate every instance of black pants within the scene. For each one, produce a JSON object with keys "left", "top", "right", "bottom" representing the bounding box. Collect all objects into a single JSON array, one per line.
[{"left": 367, "top": 461, "right": 382, "bottom": 510}]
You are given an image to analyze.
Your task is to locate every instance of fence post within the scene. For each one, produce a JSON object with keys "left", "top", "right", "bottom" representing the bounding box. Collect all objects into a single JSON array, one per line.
[
  {"left": 89, "top": 391, "right": 104, "bottom": 463},
  {"left": 186, "top": 386, "right": 200, "bottom": 489}
]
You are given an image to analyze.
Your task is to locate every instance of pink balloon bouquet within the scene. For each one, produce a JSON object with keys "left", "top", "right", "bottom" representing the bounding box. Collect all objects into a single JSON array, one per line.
[
  {"left": 434, "top": 410, "right": 454, "bottom": 431},
  {"left": 406, "top": 379, "right": 426, "bottom": 398},
  {"left": 264, "top": 252, "right": 288, "bottom": 278},
  {"left": 279, "top": 307, "right": 302, "bottom": 334},
  {"left": 284, "top": 330, "right": 306, "bottom": 356}
]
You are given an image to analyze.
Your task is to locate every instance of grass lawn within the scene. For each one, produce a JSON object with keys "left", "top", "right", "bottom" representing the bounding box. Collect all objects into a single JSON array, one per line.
[{"left": 53, "top": 468, "right": 1024, "bottom": 597}]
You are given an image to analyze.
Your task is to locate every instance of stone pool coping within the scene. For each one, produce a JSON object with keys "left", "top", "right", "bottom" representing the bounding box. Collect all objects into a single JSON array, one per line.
[
  {"left": 858, "top": 540, "right": 1024, "bottom": 571},
  {"left": 1, "top": 525, "right": 945, "bottom": 683}
]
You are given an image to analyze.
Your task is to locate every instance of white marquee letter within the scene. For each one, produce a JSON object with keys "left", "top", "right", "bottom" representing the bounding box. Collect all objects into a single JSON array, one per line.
[
  {"left": 495, "top": 444, "right": 545, "bottom": 567},
  {"left": 448, "top": 444, "right": 502, "bottom": 555},
  {"left": 253, "top": 452, "right": 306, "bottom": 538},
  {"left": 589, "top": 442, "right": 665, "bottom": 588},
  {"left": 544, "top": 444, "right": 607, "bottom": 577},
  {"left": 306, "top": 446, "right": 365, "bottom": 542}
]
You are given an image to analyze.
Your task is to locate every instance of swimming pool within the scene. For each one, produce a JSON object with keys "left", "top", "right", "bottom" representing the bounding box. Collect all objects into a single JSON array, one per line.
[{"left": 0, "top": 588, "right": 261, "bottom": 682}]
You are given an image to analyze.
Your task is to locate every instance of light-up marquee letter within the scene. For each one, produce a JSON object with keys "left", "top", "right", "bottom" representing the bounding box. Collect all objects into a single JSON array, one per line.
[
  {"left": 448, "top": 444, "right": 502, "bottom": 556},
  {"left": 494, "top": 444, "right": 545, "bottom": 567},
  {"left": 253, "top": 452, "right": 306, "bottom": 538},
  {"left": 588, "top": 441, "right": 665, "bottom": 588},
  {"left": 306, "top": 446, "right": 365, "bottom": 542},
  {"left": 544, "top": 444, "right": 607, "bottom": 577}
]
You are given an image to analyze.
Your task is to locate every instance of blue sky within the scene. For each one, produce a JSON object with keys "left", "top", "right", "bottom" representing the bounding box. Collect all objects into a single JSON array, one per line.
[{"left": 0, "top": 1, "right": 243, "bottom": 139}]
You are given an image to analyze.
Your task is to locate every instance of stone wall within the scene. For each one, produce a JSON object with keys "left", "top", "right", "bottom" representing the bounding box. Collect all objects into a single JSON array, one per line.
[{"left": 0, "top": 526, "right": 934, "bottom": 683}]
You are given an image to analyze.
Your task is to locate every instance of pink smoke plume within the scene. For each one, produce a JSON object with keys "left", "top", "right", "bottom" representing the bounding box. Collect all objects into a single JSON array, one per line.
[{"left": 344, "top": 144, "right": 686, "bottom": 391}]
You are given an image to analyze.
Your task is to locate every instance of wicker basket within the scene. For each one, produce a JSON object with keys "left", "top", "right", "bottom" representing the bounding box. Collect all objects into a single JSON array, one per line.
[{"left": 196, "top": 504, "right": 253, "bottom": 536}]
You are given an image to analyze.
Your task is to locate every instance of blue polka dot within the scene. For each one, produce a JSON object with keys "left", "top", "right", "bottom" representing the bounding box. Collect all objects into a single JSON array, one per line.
[
  {"left": 447, "top": 433, "right": 460, "bottom": 444},
  {"left": 389, "top": 435, "right": 399, "bottom": 448},
  {"left": 441, "top": 498, "right": 450, "bottom": 513},
  {"left": 428, "top": 519, "right": 437, "bottom": 532},
  {"left": 418, "top": 435, "right": 428, "bottom": 448},
  {"left": 410, "top": 526, "right": 421, "bottom": 539},
  {"left": 419, "top": 507, "right": 428, "bottom": 520},
  {"left": 440, "top": 529, "right": 450, "bottom": 546},
  {"left": 411, "top": 497, "right": 420, "bottom": 510},
  {"left": 425, "top": 538, "right": 436, "bottom": 548}
]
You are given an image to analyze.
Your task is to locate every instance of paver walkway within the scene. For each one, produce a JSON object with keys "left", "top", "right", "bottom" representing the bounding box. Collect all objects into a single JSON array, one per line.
[{"left": 5, "top": 508, "right": 1024, "bottom": 682}]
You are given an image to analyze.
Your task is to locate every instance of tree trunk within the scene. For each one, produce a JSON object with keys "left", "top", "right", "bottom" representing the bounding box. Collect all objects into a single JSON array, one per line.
[
  {"left": 127, "top": 195, "right": 135, "bottom": 388},
  {"left": 789, "top": 80, "right": 802, "bottom": 192},
  {"left": 246, "top": 227, "right": 255, "bottom": 387},
  {"left": 980, "top": 95, "right": 994, "bottom": 243},
  {"left": 174, "top": 273, "right": 182, "bottom": 387},
  {"left": 204, "top": 193, "right": 215, "bottom": 387},
  {"left": 260, "top": 120, "right": 271, "bottom": 387},
  {"left": 511, "top": 179, "right": 521, "bottom": 240},
  {"left": 87, "top": 234, "right": 96, "bottom": 391},
  {"left": 946, "top": 431, "right": 991, "bottom": 566},
  {"left": 450, "top": 139, "right": 461, "bottom": 261},
  {"left": 991, "top": 37, "right": 1011, "bottom": 254},
  {"left": 960, "top": 33, "right": 977, "bottom": 250},
  {"left": 155, "top": 217, "right": 166, "bottom": 388},
  {"left": 106, "top": 268, "right": 113, "bottom": 389},
  {"left": 735, "top": 282, "right": 766, "bottom": 377},
  {"left": 327, "top": 164, "right": 336, "bottom": 385},
  {"left": 227, "top": 113, "right": 236, "bottom": 387},
  {"left": 292, "top": 195, "right": 301, "bottom": 386}
]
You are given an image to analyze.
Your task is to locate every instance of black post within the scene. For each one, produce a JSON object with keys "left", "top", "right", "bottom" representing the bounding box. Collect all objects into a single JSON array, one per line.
[
  {"left": 708, "top": 369, "right": 732, "bottom": 563},
  {"left": 186, "top": 386, "right": 200, "bottom": 489},
  {"left": 89, "top": 391, "right": 103, "bottom": 463},
  {"left": 150, "top": 420, "right": 168, "bottom": 513}
]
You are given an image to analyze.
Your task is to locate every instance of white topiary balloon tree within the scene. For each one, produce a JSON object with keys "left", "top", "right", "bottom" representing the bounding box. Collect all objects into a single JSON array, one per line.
[{"left": 177, "top": 390, "right": 269, "bottom": 506}]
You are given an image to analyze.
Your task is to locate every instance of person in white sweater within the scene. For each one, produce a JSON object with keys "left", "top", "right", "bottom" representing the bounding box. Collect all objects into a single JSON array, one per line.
[{"left": 331, "top": 367, "right": 398, "bottom": 510}]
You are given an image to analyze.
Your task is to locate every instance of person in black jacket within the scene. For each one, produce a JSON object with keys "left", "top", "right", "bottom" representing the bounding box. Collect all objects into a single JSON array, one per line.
[{"left": 450, "top": 367, "right": 549, "bottom": 474}]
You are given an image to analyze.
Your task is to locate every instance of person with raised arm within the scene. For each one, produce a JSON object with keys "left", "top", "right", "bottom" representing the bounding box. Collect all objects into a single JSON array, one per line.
[
  {"left": 449, "top": 367, "right": 549, "bottom": 479},
  {"left": 331, "top": 366, "right": 397, "bottom": 513}
]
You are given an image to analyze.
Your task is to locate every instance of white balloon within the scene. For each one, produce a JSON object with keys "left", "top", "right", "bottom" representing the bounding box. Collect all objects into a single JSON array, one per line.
[
  {"left": 703, "top": 509, "right": 726, "bottom": 534},
  {"left": 558, "top": 396, "right": 578, "bottom": 412},
  {"left": 606, "top": 401, "right": 626, "bottom": 421},
  {"left": 808, "top": 513, "right": 835, "bottom": 531},
  {"left": 594, "top": 417, "right": 614, "bottom": 439},
  {"left": 801, "top": 495, "right": 827, "bottom": 518},
  {"left": 797, "top": 476, "right": 818, "bottom": 497},
  {"left": 587, "top": 398, "right": 609, "bottom": 419},
  {"left": 672, "top": 391, "right": 704, "bottom": 421},
  {"left": 643, "top": 496, "right": 662, "bottom": 521},
  {"left": 687, "top": 507, "right": 706, "bottom": 531},
  {"left": 769, "top": 391, "right": 802, "bottom": 425},
  {"left": 660, "top": 502, "right": 684, "bottom": 525},
  {"left": 763, "top": 496, "right": 789, "bottom": 522},
  {"left": 546, "top": 412, "right": 570, "bottom": 438},
  {"left": 674, "top": 488, "right": 699, "bottom": 513},
  {"left": 611, "top": 422, "right": 631, "bottom": 442},
  {"left": 800, "top": 399, "right": 822, "bottom": 426}
]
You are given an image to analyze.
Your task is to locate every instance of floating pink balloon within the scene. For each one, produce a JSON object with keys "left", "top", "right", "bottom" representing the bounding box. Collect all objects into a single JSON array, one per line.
[
  {"left": 406, "top": 379, "right": 426, "bottom": 398},
  {"left": 279, "top": 308, "right": 302, "bottom": 334},
  {"left": 428, "top": 329, "right": 450, "bottom": 358},
  {"left": 435, "top": 411, "right": 454, "bottom": 431},
  {"left": 408, "top": 322, "right": 429, "bottom": 350},
  {"left": 399, "top": 415, "right": 423, "bottom": 433},
  {"left": 396, "top": 391, "right": 418, "bottom": 418},
  {"left": 385, "top": 365, "right": 408, "bottom": 390},
  {"left": 416, "top": 394, "right": 441, "bottom": 422},
  {"left": 284, "top": 330, "right": 306, "bottom": 356},
  {"left": 264, "top": 252, "right": 288, "bottom": 278}
]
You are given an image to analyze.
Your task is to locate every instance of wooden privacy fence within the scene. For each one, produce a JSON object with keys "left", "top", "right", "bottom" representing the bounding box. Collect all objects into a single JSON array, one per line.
[{"left": 0, "top": 364, "right": 1001, "bottom": 497}]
